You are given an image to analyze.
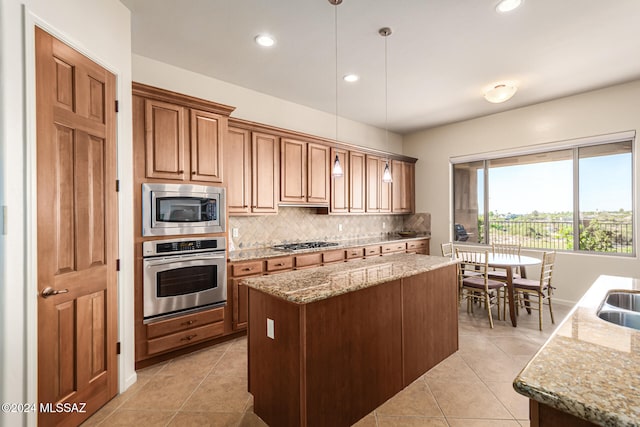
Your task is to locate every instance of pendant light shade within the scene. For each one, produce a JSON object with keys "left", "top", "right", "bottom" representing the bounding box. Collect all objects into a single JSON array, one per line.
[
  {"left": 330, "top": 0, "right": 343, "bottom": 177},
  {"left": 380, "top": 27, "right": 392, "bottom": 183},
  {"left": 382, "top": 160, "right": 392, "bottom": 183},
  {"left": 332, "top": 153, "right": 344, "bottom": 177}
]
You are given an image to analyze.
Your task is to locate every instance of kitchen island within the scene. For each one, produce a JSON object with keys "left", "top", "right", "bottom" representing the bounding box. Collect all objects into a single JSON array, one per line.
[
  {"left": 514, "top": 275, "right": 640, "bottom": 427},
  {"left": 241, "top": 253, "right": 458, "bottom": 427}
]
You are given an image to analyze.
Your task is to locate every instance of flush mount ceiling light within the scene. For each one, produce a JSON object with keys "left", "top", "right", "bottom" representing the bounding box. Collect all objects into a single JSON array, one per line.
[
  {"left": 483, "top": 83, "right": 518, "bottom": 103},
  {"left": 343, "top": 74, "right": 359, "bottom": 83},
  {"left": 496, "top": 0, "right": 523, "bottom": 13},
  {"left": 255, "top": 34, "right": 276, "bottom": 47},
  {"left": 330, "top": 0, "right": 344, "bottom": 177}
]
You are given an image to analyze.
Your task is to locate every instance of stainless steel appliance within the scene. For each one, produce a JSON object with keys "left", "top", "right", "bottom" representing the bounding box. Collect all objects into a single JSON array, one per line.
[
  {"left": 272, "top": 241, "right": 339, "bottom": 251},
  {"left": 143, "top": 236, "right": 226, "bottom": 321},
  {"left": 142, "top": 183, "right": 225, "bottom": 236}
]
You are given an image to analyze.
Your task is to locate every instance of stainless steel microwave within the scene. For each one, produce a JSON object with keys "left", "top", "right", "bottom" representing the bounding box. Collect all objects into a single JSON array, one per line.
[{"left": 142, "top": 183, "right": 225, "bottom": 236}]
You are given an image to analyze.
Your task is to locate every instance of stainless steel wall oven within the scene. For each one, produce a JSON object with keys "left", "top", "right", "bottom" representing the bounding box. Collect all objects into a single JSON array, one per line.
[{"left": 143, "top": 236, "right": 226, "bottom": 321}]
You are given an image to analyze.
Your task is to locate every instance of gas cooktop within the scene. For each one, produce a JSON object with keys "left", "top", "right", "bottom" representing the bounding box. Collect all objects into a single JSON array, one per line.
[{"left": 272, "top": 241, "right": 339, "bottom": 251}]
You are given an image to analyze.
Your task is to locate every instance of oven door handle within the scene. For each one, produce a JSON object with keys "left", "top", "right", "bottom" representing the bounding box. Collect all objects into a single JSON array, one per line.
[{"left": 144, "top": 253, "right": 225, "bottom": 267}]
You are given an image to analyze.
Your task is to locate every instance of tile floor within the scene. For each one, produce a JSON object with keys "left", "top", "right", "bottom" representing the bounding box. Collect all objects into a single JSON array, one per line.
[{"left": 82, "top": 302, "right": 572, "bottom": 427}]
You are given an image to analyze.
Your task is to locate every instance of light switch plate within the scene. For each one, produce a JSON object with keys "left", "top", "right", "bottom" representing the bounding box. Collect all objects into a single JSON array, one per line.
[
  {"left": 267, "top": 318, "right": 275, "bottom": 339},
  {"left": 232, "top": 228, "right": 239, "bottom": 238}
]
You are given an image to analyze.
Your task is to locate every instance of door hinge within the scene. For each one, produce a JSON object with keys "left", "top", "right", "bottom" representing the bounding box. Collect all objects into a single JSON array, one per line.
[
  {"left": 116, "top": 342, "right": 121, "bottom": 355},
  {"left": 116, "top": 259, "right": 121, "bottom": 271},
  {"left": 115, "top": 100, "right": 119, "bottom": 112},
  {"left": 115, "top": 179, "right": 120, "bottom": 192}
]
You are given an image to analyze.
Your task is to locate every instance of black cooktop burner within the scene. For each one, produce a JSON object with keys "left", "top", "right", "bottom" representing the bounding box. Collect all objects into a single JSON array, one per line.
[{"left": 272, "top": 241, "right": 339, "bottom": 251}]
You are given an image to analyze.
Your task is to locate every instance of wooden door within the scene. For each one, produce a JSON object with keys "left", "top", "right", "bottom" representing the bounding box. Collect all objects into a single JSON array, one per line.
[
  {"left": 379, "top": 159, "right": 391, "bottom": 213},
  {"left": 36, "top": 27, "right": 118, "bottom": 426},
  {"left": 366, "top": 155, "right": 380, "bottom": 212},
  {"left": 280, "top": 138, "right": 306, "bottom": 203},
  {"left": 226, "top": 126, "right": 251, "bottom": 214},
  {"left": 144, "top": 99, "right": 186, "bottom": 180},
  {"left": 307, "top": 143, "right": 330, "bottom": 204},
  {"left": 190, "top": 109, "right": 224, "bottom": 183},
  {"left": 252, "top": 132, "right": 279, "bottom": 213},
  {"left": 330, "top": 148, "right": 349, "bottom": 213},
  {"left": 349, "top": 151, "right": 366, "bottom": 213}
]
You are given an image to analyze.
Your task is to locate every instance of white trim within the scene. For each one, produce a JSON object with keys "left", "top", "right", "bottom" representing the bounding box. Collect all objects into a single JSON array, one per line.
[
  {"left": 23, "top": 11, "right": 136, "bottom": 424},
  {"left": 450, "top": 130, "right": 636, "bottom": 164}
]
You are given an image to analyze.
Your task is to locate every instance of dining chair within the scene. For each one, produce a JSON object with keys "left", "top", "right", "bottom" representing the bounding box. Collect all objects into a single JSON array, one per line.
[
  {"left": 455, "top": 249, "right": 506, "bottom": 328},
  {"left": 512, "top": 251, "right": 556, "bottom": 330},
  {"left": 441, "top": 242, "right": 454, "bottom": 257}
]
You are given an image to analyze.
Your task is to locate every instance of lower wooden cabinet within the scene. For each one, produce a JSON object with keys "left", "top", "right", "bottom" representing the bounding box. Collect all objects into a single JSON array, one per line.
[
  {"left": 381, "top": 242, "right": 406, "bottom": 255},
  {"left": 230, "top": 260, "right": 265, "bottom": 330},
  {"left": 407, "top": 238, "right": 430, "bottom": 255}
]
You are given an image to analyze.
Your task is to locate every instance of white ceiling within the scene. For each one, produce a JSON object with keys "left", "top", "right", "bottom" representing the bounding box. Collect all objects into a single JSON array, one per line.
[{"left": 122, "top": 0, "right": 640, "bottom": 135}]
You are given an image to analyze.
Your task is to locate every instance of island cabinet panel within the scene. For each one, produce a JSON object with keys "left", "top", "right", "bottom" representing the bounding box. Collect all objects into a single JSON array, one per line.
[
  {"left": 401, "top": 265, "right": 458, "bottom": 384},
  {"left": 530, "top": 400, "right": 598, "bottom": 427},
  {"left": 304, "top": 280, "right": 403, "bottom": 427}
]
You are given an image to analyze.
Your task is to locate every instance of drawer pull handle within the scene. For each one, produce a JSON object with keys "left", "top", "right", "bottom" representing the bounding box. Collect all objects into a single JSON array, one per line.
[
  {"left": 182, "top": 320, "right": 196, "bottom": 326},
  {"left": 242, "top": 267, "right": 253, "bottom": 271},
  {"left": 275, "top": 263, "right": 284, "bottom": 266},
  {"left": 181, "top": 334, "right": 198, "bottom": 341}
]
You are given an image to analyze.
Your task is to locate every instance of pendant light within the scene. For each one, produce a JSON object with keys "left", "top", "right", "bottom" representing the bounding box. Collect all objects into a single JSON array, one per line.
[
  {"left": 380, "top": 27, "right": 393, "bottom": 183},
  {"left": 330, "top": 0, "right": 343, "bottom": 177}
]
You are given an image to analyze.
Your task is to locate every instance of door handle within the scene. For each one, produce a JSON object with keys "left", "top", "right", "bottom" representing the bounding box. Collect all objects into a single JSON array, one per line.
[{"left": 41, "top": 287, "right": 69, "bottom": 298}]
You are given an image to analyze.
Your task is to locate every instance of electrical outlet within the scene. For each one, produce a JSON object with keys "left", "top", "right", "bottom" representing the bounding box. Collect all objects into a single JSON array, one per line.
[
  {"left": 267, "top": 318, "right": 275, "bottom": 339},
  {"left": 382, "top": 222, "right": 386, "bottom": 229},
  {"left": 338, "top": 224, "right": 343, "bottom": 232},
  {"left": 232, "top": 228, "right": 239, "bottom": 238}
]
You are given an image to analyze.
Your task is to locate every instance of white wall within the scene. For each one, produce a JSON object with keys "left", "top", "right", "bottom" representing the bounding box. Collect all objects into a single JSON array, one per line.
[
  {"left": 404, "top": 80, "right": 640, "bottom": 304},
  {"left": 0, "top": 1, "right": 134, "bottom": 425},
  {"left": 132, "top": 54, "right": 403, "bottom": 154}
]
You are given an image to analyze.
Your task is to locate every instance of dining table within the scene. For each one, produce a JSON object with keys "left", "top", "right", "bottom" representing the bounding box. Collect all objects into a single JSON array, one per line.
[{"left": 487, "top": 253, "right": 542, "bottom": 327}]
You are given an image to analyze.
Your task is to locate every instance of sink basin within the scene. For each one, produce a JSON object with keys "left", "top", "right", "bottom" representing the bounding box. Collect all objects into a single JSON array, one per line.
[
  {"left": 604, "top": 292, "right": 640, "bottom": 312},
  {"left": 597, "top": 310, "right": 640, "bottom": 330}
]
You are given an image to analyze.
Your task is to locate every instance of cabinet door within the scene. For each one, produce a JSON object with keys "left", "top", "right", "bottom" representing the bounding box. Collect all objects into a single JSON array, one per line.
[
  {"left": 307, "top": 143, "right": 330, "bottom": 204},
  {"left": 366, "top": 155, "right": 380, "bottom": 212},
  {"left": 330, "top": 148, "right": 349, "bottom": 213},
  {"left": 379, "top": 159, "right": 392, "bottom": 213},
  {"left": 280, "top": 138, "right": 306, "bottom": 203},
  {"left": 227, "top": 127, "right": 251, "bottom": 214},
  {"left": 252, "top": 132, "right": 279, "bottom": 213},
  {"left": 391, "top": 160, "right": 408, "bottom": 213},
  {"left": 145, "top": 99, "right": 186, "bottom": 180},
  {"left": 190, "top": 109, "right": 224, "bottom": 183},
  {"left": 349, "top": 151, "right": 366, "bottom": 213},
  {"left": 406, "top": 162, "right": 415, "bottom": 214}
]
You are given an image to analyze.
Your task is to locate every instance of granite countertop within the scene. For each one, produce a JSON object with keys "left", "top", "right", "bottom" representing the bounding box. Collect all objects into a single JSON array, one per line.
[
  {"left": 228, "top": 233, "right": 431, "bottom": 262},
  {"left": 513, "top": 275, "right": 640, "bottom": 426},
  {"left": 240, "top": 252, "right": 455, "bottom": 304}
]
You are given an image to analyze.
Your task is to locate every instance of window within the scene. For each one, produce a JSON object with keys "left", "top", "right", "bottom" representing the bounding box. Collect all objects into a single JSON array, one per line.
[{"left": 452, "top": 137, "right": 634, "bottom": 255}]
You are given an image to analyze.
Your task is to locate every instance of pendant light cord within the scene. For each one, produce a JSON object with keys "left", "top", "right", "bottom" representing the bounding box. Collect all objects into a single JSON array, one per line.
[{"left": 334, "top": 3, "right": 338, "bottom": 144}]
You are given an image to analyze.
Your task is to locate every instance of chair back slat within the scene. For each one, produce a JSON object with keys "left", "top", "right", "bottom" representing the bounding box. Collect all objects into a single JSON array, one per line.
[
  {"left": 441, "top": 242, "right": 454, "bottom": 257},
  {"left": 492, "top": 243, "right": 521, "bottom": 256},
  {"left": 540, "top": 251, "right": 556, "bottom": 293}
]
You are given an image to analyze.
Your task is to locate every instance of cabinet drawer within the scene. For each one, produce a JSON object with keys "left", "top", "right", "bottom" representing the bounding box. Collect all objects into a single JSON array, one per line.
[
  {"left": 364, "top": 245, "right": 381, "bottom": 257},
  {"left": 323, "top": 249, "right": 346, "bottom": 264},
  {"left": 147, "top": 322, "right": 224, "bottom": 355},
  {"left": 266, "top": 256, "right": 294, "bottom": 272},
  {"left": 295, "top": 253, "right": 323, "bottom": 269},
  {"left": 381, "top": 242, "right": 406, "bottom": 254},
  {"left": 345, "top": 247, "right": 364, "bottom": 259},
  {"left": 231, "top": 260, "right": 264, "bottom": 277},
  {"left": 407, "top": 240, "right": 428, "bottom": 250},
  {"left": 146, "top": 307, "right": 224, "bottom": 339}
]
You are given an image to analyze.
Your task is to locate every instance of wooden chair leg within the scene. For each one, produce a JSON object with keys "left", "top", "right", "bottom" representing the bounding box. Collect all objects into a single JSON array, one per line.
[
  {"left": 548, "top": 296, "right": 555, "bottom": 324},
  {"left": 538, "top": 293, "right": 543, "bottom": 331},
  {"left": 486, "top": 293, "right": 494, "bottom": 329}
]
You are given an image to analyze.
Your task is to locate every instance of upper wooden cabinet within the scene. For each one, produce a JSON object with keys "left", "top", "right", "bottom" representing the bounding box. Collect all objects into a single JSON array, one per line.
[
  {"left": 280, "top": 139, "right": 329, "bottom": 205},
  {"left": 366, "top": 155, "right": 392, "bottom": 213},
  {"left": 392, "top": 160, "right": 415, "bottom": 213},
  {"left": 134, "top": 82, "right": 234, "bottom": 184},
  {"left": 226, "top": 126, "right": 279, "bottom": 215},
  {"left": 349, "top": 151, "right": 366, "bottom": 213},
  {"left": 330, "top": 148, "right": 349, "bottom": 213}
]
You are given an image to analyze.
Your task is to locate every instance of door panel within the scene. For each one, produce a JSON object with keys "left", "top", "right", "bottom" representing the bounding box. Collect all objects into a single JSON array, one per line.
[
  {"left": 36, "top": 27, "right": 118, "bottom": 427},
  {"left": 190, "top": 109, "right": 223, "bottom": 182}
]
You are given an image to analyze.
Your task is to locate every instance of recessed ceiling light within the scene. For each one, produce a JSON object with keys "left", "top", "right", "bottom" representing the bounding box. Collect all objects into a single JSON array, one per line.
[
  {"left": 495, "top": 0, "right": 523, "bottom": 13},
  {"left": 255, "top": 34, "right": 276, "bottom": 47},
  {"left": 343, "top": 74, "right": 359, "bottom": 83},
  {"left": 483, "top": 83, "right": 518, "bottom": 103}
]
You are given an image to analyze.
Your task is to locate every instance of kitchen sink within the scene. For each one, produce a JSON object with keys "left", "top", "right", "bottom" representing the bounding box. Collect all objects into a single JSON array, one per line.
[
  {"left": 604, "top": 292, "right": 640, "bottom": 313},
  {"left": 597, "top": 310, "right": 640, "bottom": 330}
]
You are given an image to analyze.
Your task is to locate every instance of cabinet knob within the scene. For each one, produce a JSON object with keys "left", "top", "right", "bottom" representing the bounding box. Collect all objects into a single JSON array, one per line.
[
  {"left": 180, "top": 334, "right": 198, "bottom": 341},
  {"left": 178, "top": 170, "right": 184, "bottom": 174},
  {"left": 243, "top": 267, "right": 253, "bottom": 271},
  {"left": 192, "top": 171, "right": 196, "bottom": 175}
]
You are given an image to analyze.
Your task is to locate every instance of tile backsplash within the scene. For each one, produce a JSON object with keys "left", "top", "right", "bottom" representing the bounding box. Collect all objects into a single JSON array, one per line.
[{"left": 229, "top": 207, "right": 430, "bottom": 249}]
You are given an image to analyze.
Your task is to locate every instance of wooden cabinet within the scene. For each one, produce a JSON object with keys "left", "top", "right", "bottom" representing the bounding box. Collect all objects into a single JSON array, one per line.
[
  {"left": 364, "top": 245, "right": 382, "bottom": 258},
  {"left": 346, "top": 247, "right": 365, "bottom": 260},
  {"left": 392, "top": 160, "right": 414, "bottom": 213},
  {"left": 323, "top": 249, "right": 346, "bottom": 265},
  {"left": 330, "top": 148, "right": 349, "bottom": 213},
  {"left": 366, "top": 155, "right": 391, "bottom": 213},
  {"left": 145, "top": 307, "right": 225, "bottom": 356},
  {"left": 349, "top": 151, "right": 366, "bottom": 213},
  {"left": 140, "top": 93, "right": 227, "bottom": 183},
  {"left": 227, "top": 127, "right": 279, "bottom": 215},
  {"left": 230, "top": 260, "right": 264, "bottom": 330},
  {"left": 406, "top": 238, "right": 429, "bottom": 255},
  {"left": 280, "top": 139, "right": 329, "bottom": 204},
  {"left": 381, "top": 242, "right": 406, "bottom": 255},
  {"left": 266, "top": 256, "right": 294, "bottom": 273},
  {"left": 295, "top": 253, "right": 323, "bottom": 269}
]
